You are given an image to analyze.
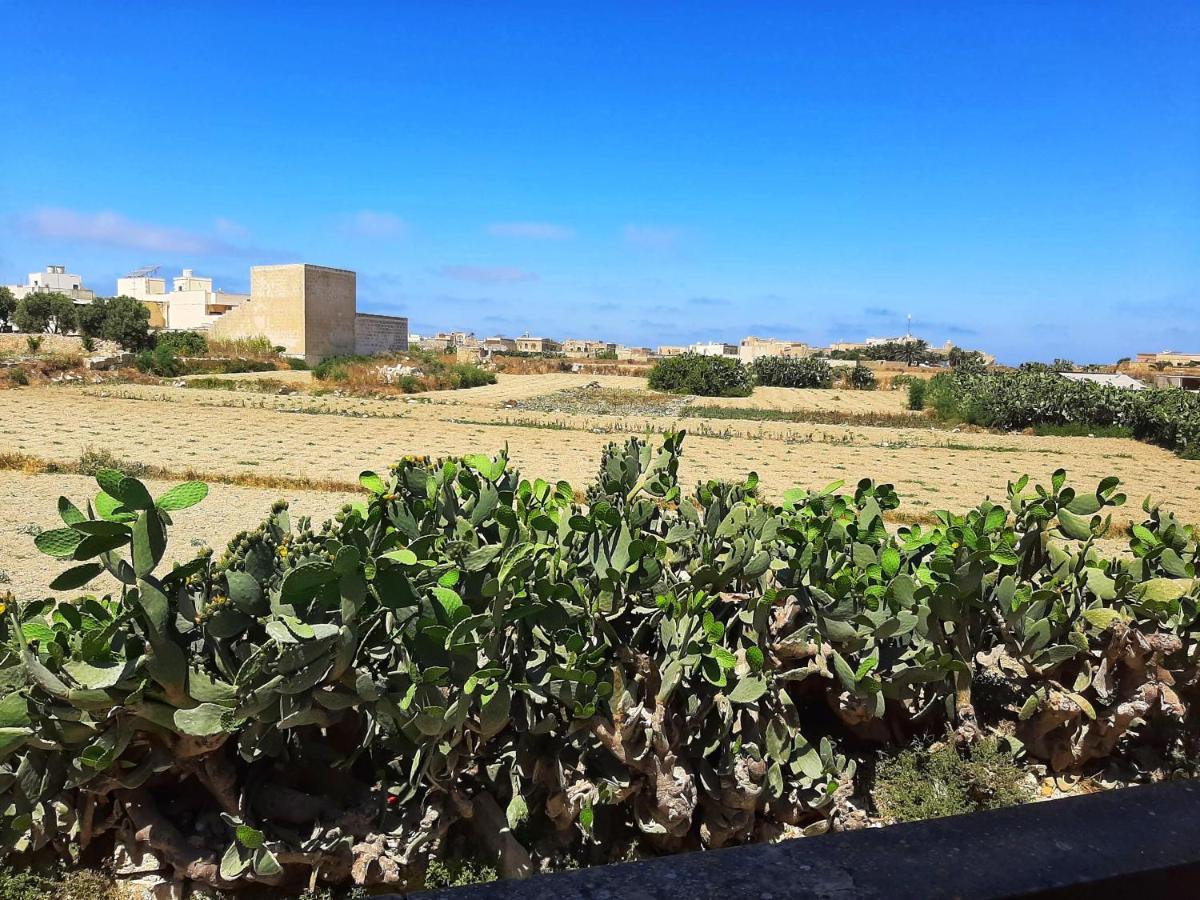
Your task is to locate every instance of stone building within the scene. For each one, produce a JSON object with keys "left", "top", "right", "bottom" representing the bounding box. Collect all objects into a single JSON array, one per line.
[
  {"left": 515, "top": 336, "right": 563, "bottom": 354},
  {"left": 563, "top": 339, "right": 617, "bottom": 357},
  {"left": 738, "top": 336, "right": 813, "bottom": 364},
  {"left": 209, "top": 263, "right": 407, "bottom": 364}
]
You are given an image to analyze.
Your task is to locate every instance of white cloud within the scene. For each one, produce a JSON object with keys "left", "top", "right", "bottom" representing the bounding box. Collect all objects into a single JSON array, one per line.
[
  {"left": 10, "top": 207, "right": 252, "bottom": 255},
  {"left": 213, "top": 217, "right": 250, "bottom": 240},
  {"left": 342, "top": 210, "right": 409, "bottom": 239},
  {"left": 624, "top": 224, "right": 683, "bottom": 249},
  {"left": 487, "top": 221, "right": 574, "bottom": 240},
  {"left": 438, "top": 265, "right": 538, "bottom": 284}
]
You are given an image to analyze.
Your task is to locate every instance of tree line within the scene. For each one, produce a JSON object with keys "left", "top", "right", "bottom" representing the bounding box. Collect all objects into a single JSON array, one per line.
[{"left": 0, "top": 286, "right": 151, "bottom": 351}]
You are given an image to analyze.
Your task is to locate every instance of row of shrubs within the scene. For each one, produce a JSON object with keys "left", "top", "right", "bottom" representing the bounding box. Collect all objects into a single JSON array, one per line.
[
  {"left": 313, "top": 350, "right": 496, "bottom": 392},
  {"left": 133, "top": 332, "right": 306, "bottom": 378},
  {"left": 648, "top": 353, "right": 877, "bottom": 396},
  {"left": 923, "top": 370, "right": 1200, "bottom": 458},
  {"left": 0, "top": 292, "right": 154, "bottom": 353},
  {"left": 4, "top": 433, "right": 1197, "bottom": 891}
]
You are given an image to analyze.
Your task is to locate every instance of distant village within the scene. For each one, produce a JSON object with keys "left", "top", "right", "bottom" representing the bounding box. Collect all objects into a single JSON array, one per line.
[{"left": 3, "top": 263, "right": 1199, "bottom": 383}]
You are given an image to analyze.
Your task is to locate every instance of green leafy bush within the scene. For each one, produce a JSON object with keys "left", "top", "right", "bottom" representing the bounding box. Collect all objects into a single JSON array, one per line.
[
  {"left": 154, "top": 330, "right": 208, "bottom": 356},
  {"left": 98, "top": 296, "right": 152, "bottom": 351},
  {"left": 3, "top": 436, "right": 1198, "bottom": 891},
  {"left": 648, "top": 352, "right": 752, "bottom": 396},
  {"left": 907, "top": 379, "right": 926, "bottom": 410},
  {"left": 13, "top": 294, "right": 75, "bottom": 335},
  {"left": 135, "top": 344, "right": 183, "bottom": 377},
  {"left": 0, "top": 288, "right": 14, "bottom": 331},
  {"left": 749, "top": 356, "right": 833, "bottom": 388},
  {"left": 312, "top": 354, "right": 373, "bottom": 381}
]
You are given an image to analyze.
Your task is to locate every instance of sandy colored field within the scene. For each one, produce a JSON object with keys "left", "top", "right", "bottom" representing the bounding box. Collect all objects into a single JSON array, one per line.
[
  {"left": 2, "top": 374, "right": 1199, "bottom": 597},
  {"left": 0, "top": 472, "right": 358, "bottom": 598}
]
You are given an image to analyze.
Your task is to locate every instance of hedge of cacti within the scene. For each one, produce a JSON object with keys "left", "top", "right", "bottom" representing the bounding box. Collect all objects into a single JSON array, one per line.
[
  {"left": 2, "top": 434, "right": 1199, "bottom": 892},
  {"left": 748, "top": 356, "right": 833, "bottom": 389},
  {"left": 647, "top": 353, "right": 752, "bottom": 396},
  {"left": 926, "top": 370, "right": 1200, "bottom": 458}
]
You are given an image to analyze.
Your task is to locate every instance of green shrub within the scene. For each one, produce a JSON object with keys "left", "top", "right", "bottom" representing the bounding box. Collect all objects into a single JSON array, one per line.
[
  {"left": 286, "top": 356, "right": 309, "bottom": 370},
  {"left": 14, "top": 293, "right": 76, "bottom": 335},
  {"left": 4, "top": 368, "right": 28, "bottom": 386},
  {"left": 648, "top": 352, "right": 752, "bottom": 396},
  {"left": 0, "top": 868, "right": 49, "bottom": 900},
  {"left": 0, "top": 866, "right": 115, "bottom": 900},
  {"left": 873, "top": 737, "right": 1032, "bottom": 823},
  {"left": 155, "top": 330, "right": 208, "bottom": 356},
  {"left": 749, "top": 356, "right": 833, "bottom": 388},
  {"left": 312, "top": 354, "right": 372, "bottom": 381},
  {"left": 97, "top": 295, "right": 152, "bottom": 351},
  {"left": 449, "top": 362, "right": 497, "bottom": 389},
  {"left": 181, "top": 357, "right": 276, "bottom": 375},
  {"left": 423, "top": 858, "right": 499, "bottom": 889},
  {"left": 24, "top": 336, "right": 42, "bottom": 354},
  {"left": 135, "top": 344, "right": 183, "bottom": 377},
  {"left": 907, "top": 378, "right": 926, "bottom": 410},
  {"left": 80, "top": 336, "right": 96, "bottom": 353}
]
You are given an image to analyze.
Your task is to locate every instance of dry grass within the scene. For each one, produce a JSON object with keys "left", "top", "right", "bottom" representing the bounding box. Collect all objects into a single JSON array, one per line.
[
  {"left": 0, "top": 448, "right": 359, "bottom": 494},
  {"left": 491, "top": 355, "right": 575, "bottom": 375},
  {"left": 203, "top": 335, "right": 282, "bottom": 359}
]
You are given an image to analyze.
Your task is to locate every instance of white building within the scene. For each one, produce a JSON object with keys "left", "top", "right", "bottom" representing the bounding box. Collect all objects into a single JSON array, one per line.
[
  {"left": 1060, "top": 372, "right": 1145, "bottom": 391},
  {"left": 7, "top": 265, "right": 95, "bottom": 303},
  {"left": 118, "top": 267, "right": 249, "bottom": 331},
  {"left": 690, "top": 341, "right": 738, "bottom": 357}
]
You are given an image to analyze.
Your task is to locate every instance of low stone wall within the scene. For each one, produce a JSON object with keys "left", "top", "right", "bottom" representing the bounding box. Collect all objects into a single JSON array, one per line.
[
  {"left": 0, "top": 333, "right": 121, "bottom": 357},
  {"left": 410, "top": 781, "right": 1200, "bottom": 900},
  {"left": 355, "top": 313, "right": 409, "bottom": 355}
]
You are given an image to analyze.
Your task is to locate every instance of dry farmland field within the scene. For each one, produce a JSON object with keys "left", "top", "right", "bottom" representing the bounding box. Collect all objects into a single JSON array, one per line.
[{"left": 3, "top": 371, "right": 1200, "bottom": 596}]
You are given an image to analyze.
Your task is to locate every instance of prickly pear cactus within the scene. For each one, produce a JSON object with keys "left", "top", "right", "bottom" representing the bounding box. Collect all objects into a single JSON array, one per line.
[{"left": 2, "top": 439, "right": 1198, "bottom": 891}]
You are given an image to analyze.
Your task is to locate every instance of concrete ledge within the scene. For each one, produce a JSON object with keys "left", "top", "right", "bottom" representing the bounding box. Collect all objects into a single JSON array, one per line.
[{"left": 408, "top": 780, "right": 1200, "bottom": 899}]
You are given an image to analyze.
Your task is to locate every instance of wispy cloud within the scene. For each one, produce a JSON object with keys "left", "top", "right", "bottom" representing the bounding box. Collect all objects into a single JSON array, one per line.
[
  {"left": 624, "top": 224, "right": 683, "bottom": 249},
  {"left": 688, "top": 296, "right": 730, "bottom": 307},
  {"left": 438, "top": 265, "right": 538, "bottom": 284},
  {"left": 213, "top": 217, "right": 251, "bottom": 240},
  {"left": 864, "top": 306, "right": 896, "bottom": 318},
  {"left": 9, "top": 207, "right": 257, "bottom": 256},
  {"left": 341, "top": 210, "right": 408, "bottom": 239},
  {"left": 487, "top": 221, "right": 574, "bottom": 240}
]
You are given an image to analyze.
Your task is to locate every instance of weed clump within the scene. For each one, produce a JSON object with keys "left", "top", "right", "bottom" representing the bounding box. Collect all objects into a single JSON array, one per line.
[
  {"left": 77, "top": 445, "right": 149, "bottom": 478},
  {"left": 873, "top": 736, "right": 1032, "bottom": 823}
]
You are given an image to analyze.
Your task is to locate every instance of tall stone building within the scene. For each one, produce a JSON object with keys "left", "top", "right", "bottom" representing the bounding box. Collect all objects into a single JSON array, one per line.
[{"left": 209, "top": 263, "right": 407, "bottom": 364}]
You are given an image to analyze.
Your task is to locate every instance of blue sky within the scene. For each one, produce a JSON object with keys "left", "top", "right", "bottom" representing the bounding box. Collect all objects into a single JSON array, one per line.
[{"left": 1, "top": 2, "right": 1197, "bottom": 363}]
